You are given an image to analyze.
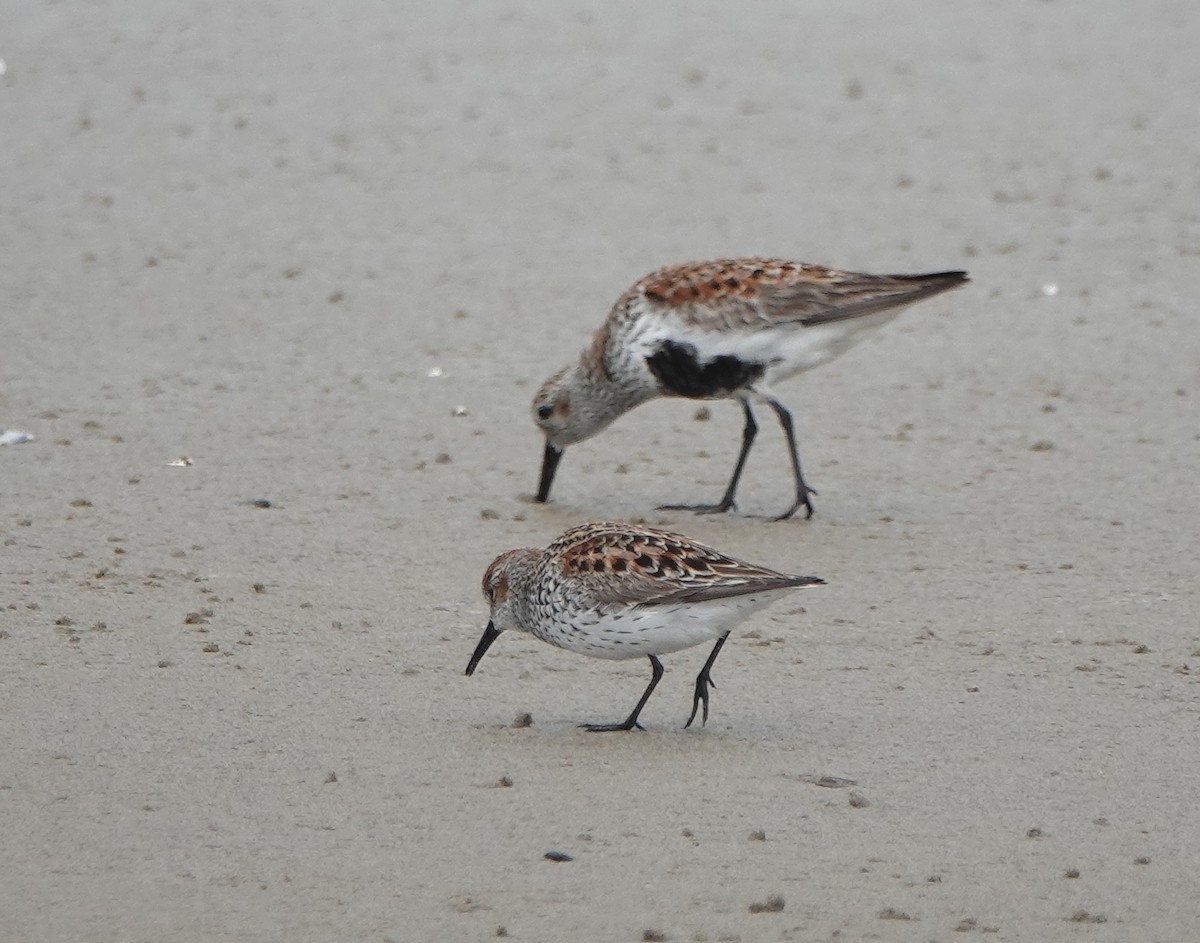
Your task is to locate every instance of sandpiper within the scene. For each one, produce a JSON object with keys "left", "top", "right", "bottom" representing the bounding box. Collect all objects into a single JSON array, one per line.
[
  {"left": 465, "top": 521, "right": 824, "bottom": 730},
  {"left": 532, "top": 258, "right": 967, "bottom": 519}
]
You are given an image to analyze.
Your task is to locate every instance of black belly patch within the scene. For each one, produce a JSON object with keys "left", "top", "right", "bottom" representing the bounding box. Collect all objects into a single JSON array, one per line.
[{"left": 645, "top": 340, "right": 765, "bottom": 398}]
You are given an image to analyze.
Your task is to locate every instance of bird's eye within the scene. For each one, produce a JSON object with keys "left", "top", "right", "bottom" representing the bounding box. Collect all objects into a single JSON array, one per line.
[{"left": 536, "top": 404, "right": 553, "bottom": 420}]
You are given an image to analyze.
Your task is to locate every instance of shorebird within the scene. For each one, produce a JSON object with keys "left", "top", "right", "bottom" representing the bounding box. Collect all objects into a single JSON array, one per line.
[
  {"left": 465, "top": 521, "right": 824, "bottom": 730},
  {"left": 531, "top": 258, "right": 968, "bottom": 519}
]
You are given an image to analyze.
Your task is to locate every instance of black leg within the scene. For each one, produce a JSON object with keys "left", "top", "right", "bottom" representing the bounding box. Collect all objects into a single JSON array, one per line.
[
  {"left": 763, "top": 396, "right": 816, "bottom": 520},
  {"left": 583, "top": 655, "right": 664, "bottom": 732},
  {"left": 686, "top": 633, "right": 730, "bottom": 728},
  {"left": 660, "top": 400, "right": 758, "bottom": 515}
]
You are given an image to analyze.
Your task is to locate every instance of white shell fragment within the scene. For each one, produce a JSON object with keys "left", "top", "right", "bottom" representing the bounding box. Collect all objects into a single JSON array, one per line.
[
  {"left": 0, "top": 429, "right": 34, "bottom": 445},
  {"left": 167, "top": 456, "right": 194, "bottom": 466}
]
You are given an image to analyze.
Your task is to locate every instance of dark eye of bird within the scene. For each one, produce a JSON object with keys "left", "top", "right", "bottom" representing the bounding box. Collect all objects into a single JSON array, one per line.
[{"left": 537, "top": 404, "right": 553, "bottom": 420}]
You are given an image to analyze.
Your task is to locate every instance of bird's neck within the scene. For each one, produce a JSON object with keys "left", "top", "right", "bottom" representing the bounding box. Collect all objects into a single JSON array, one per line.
[{"left": 570, "top": 359, "right": 655, "bottom": 436}]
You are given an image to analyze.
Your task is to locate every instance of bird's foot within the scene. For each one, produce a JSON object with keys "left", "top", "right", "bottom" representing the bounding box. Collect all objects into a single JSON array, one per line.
[
  {"left": 581, "top": 719, "right": 645, "bottom": 732},
  {"left": 763, "top": 485, "right": 817, "bottom": 521},
  {"left": 658, "top": 499, "right": 736, "bottom": 516},
  {"left": 684, "top": 670, "right": 716, "bottom": 728}
]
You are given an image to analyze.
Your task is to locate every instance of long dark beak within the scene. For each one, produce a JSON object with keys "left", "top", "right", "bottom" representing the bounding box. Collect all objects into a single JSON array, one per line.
[
  {"left": 465, "top": 621, "right": 502, "bottom": 676},
  {"left": 535, "top": 441, "right": 564, "bottom": 503}
]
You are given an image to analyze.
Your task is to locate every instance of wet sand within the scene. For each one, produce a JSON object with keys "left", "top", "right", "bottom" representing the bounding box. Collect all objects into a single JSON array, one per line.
[{"left": 3, "top": 2, "right": 1198, "bottom": 940}]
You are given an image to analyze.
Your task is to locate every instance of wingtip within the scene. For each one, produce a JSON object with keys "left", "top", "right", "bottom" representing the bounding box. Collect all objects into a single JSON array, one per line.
[
  {"left": 888, "top": 269, "right": 969, "bottom": 299},
  {"left": 905, "top": 269, "right": 969, "bottom": 285}
]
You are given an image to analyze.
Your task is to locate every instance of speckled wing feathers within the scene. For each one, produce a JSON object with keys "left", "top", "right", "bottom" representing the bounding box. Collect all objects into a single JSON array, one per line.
[
  {"left": 604, "top": 259, "right": 966, "bottom": 338},
  {"left": 547, "top": 522, "right": 817, "bottom": 609},
  {"left": 637, "top": 259, "right": 830, "bottom": 308},
  {"left": 621, "top": 259, "right": 822, "bottom": 337}
]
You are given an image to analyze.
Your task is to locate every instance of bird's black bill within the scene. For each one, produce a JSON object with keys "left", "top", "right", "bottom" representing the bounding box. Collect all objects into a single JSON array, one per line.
[
  {"left": 535, "top": 441, "right": 564, "bottom": 503},
  {"left": 465, "top": 621, "right": 501, "bottom": 676}
]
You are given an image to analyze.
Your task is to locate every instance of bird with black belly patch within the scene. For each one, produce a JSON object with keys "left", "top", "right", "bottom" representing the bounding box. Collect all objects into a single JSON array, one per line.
[{"left": 531, "top": 258, "right": 968, "bottom": 519}]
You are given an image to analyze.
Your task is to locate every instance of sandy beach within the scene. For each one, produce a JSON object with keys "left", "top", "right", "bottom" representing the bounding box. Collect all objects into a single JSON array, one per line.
[{"left": 3, "top": 2, "right": 1199, "bottom": 940}]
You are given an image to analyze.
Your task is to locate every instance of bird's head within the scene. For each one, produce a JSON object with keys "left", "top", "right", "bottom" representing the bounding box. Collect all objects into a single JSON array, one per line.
[
  {"left": 531, "top": 365, "right": 624, "bottom": 502},
  {"left": 465, "top": 549, "right": 533, "bottom": 676}
]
